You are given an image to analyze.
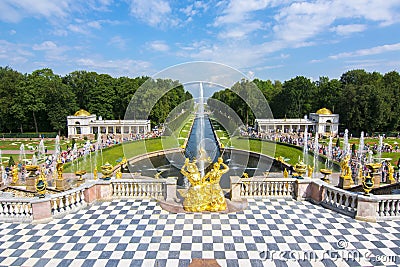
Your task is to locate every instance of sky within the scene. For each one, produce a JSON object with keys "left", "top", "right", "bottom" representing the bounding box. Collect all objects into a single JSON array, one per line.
[{"left": 0, "top": 0, "right": 400, "bottom": 82}]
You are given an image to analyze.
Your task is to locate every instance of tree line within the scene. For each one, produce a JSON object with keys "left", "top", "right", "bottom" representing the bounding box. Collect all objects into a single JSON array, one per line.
[
  {"left": 210, "top": 69, "right": 400, "bottom": 134},
  {"left": 0, "top": 67, "right": 192, "bottom": 135}
]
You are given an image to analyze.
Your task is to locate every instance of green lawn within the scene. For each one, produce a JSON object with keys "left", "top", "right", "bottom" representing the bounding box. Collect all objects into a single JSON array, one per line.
[{"left": 64, "top": 138, "right": 168, "bottom": 173}]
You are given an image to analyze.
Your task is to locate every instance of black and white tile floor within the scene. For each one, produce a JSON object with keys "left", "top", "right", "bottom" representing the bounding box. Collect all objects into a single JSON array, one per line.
[{"left": 0, "top": 198, "right": 399, "bottom": 267}]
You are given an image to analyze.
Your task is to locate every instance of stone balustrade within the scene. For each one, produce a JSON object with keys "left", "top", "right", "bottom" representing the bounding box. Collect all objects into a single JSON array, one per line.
[
  {"left": 0, "top": 198, "right": 33, "bottom": 222},
  {"left": 321, "top": 183, "right": 358, "bottom": 217},
  {"left": 376, "top": 195, "right": 400, "bottom": 219},
  {"left": 1, "top": 174, "right": 400, "bottom": 223},
  {"left": 111, "top": 179, "right": 166, "bottom": 199},
  {"left": 51, "top": 185, "right": 87, "bottom": 218},
  {"left": 237, "top": 177, "right": 296, "bottom": 198}
]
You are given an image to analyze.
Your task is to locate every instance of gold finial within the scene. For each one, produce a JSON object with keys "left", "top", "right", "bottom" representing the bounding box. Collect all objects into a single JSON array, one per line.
[{"left": 283, "top": 168, "right": 288, "bottom": 178}]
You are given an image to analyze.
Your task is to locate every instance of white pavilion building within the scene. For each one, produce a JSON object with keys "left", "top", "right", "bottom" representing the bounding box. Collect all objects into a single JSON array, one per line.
[
  {"left": 255, "top": 108, "right": 339, "bottom": 136},
  {"left": 67, "top": 109, "right": 151, "bottom": 139}
]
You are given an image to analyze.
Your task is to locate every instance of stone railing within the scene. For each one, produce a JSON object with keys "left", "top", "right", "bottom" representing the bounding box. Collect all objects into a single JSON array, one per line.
[
  {"left": 375, "top": 195, "right": 400, "bottom": 220},
  {"left": 230, "top": 176, "right": 296, "bottom": 200},
  {"left": 0, "top": 198, "right": 33, "bottom": 222},
  {"left": 320, "top": 183, "right": 358, "bottom": 217},
  {"left": 0, "top": 177, "right": 172, "bottom": 223},
  {"left": 51, "top": 185, "right": 87, "bottom": 218},
  {"left": 111, "top": 179, "right": 166, "bottom": 199}
]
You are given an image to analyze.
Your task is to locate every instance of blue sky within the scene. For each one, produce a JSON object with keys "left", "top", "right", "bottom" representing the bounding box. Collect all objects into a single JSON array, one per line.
[{"left": 0, "top": 0, "right": 399, "bottom": 81}]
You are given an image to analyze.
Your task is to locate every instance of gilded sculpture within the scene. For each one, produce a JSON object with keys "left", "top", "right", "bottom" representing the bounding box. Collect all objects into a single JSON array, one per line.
[{"left": 180, "top": 157, "right": 228, "bottom": 212}]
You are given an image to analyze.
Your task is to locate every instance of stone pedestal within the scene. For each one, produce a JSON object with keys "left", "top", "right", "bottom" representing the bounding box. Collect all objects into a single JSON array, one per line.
[
  {"left": 371, "top": 172, "right": 381, "bottom": 189},
  {"left": 338, "top": 176, "right": 353, "bottom": 189},
  {"left": 230, "top": 176, "right": 242, "bottom": 202},
  {"left": 76, "top": 179, "right": 85, "bottom": 187},
  {"left": 55, "top": 179, "right": 69, "bottom": 191},
  {"left": 165, "top": 177, "right": 178, "bottom": 203},
  {"left": 26, "top": 176, "right": 36, "bottom": 191}
]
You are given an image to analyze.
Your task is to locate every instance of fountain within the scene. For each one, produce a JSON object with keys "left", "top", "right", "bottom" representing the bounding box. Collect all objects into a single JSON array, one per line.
[
  {"left": 31, "top": 155, "right": 38, "bottom": 165},
  {"left": 183, "top": 82, "right": 220, "bottom": 187},
  {"left": 54, "top": 135, "right": 60, "bottom": 159},
  {"left": 72, "top": 143, "right": 78, "bottom": 173},
  {"left": 378, "top": 135, "right": 383, "bottom": 159},
  {"left": 19, "top": 144, "right": 26, "bottom": 163},
  {"left": 303, "top": 127, "right": 308, "bottom": 166},
  {"left": 38, "top": 139, "right": 46, "bottom": 160},
  {"left": 343, "top": 129, "right": 349, "bottom": 156},
  {"left": 357, "top": 131, "right": 365, "bottom": 184},
  {"left": 312, "top": 134, "right": 319, "bottom": 178}
]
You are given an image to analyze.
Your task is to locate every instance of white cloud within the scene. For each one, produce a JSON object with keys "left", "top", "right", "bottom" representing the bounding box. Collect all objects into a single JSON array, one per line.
[
  {"left": 32, "top": 41, "right": 58, "bottom": 51},
  {"left": 213, "top": 0, "right": 270, "bottom": 39},
  {"left": 76, "top": 57, "right": 152, "bottom": 77},
  {"left": 0, "top": 0, "right": 71, "bottom": 23},
  {"left": 330, "top": 43, "right": 400, "bottom": 59},
  {"left": 128, "top": 0, "right": 178, "bottom": 28},
  {"left": 331, "top": 24, "right": 367, "bottom": 36},
  {"left": 273, "top": 0, "right": 400, "bottom": 44},
  {"left": 0, "top": 40, "right": 32, "bottom": 65},
  {"left": 32, "top": 41, "right": 71, "bottom": 61},
  {"left": 108, "top": 36, "right": 127, "bottom": 50},
  {"left": 148, "top": 41, "right": 169, "bottom": 52}
]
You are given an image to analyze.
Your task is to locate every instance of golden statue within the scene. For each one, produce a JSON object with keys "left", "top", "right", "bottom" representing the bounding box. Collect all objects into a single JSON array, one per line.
[
  {"left": 35, "top": 168, "right": 47, "bottom": 198},
  {"left": 340, "top": 155, "right": 352, "bottom": 178},
  {"left": 242, "top": 172, "right": 249, "bottom": 178},
  {"left": 202, "top": 157, "right": 229, "bottom": 212},
  {"left": 283, "top": 168, "right": 288, "bottom": 178},
  {"left": 181, "top": 157, "right": 229, "bottom": 212},
  {"left": 307, "top": 165, "right": 313, "bottom": 178},
  {"left": 93, "top": 167, "right": 98, "bottom": 180},
  {"left": 11, "top": 165, "right": 19, "bottom": 185},
  {"left": 116, "top": 170, "right": 122, "bottom": 179},
  {"left": 388, "top": 162, "right": 395, "bottom": 183},
  {"left": 181, "top": 158, "right": 208, "bottom": 212},
  {"left": 56, "top": 157, "right": 64, "bottom": 180}
]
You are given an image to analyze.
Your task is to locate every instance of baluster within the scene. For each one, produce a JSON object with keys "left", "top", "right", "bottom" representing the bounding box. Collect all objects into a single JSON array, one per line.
[
  {"left": 385, "top": 200, "right": 390, "bottom": 216},
  {"left": 65, "top": 195, "right": 71, "bottom": 211},
  {"left": 24, "top": 203, "right": 30, "bottom": 217},
  {"left": 132, "top": 183, "right": 137, "bottom": 196},
  {"left": 127, "top": 183, "right": 131, "bottom": 196},
  {"left": 379, "top": 201, "right": 384, "bottom": 216},
  {"left": 3, "top": 203, "right": 9, "bottom": 215},
  {"left": 9, "top": 203, "right": 14, "bottom": 217},
  {"left": 342, "top": 194, "right": 347, "bottom": 210},
  {"left": 396, "top": 200, "right": 400, "bottom": 216},
  {"left": 0, "top": 203, "right": 3, "bottom": 215},
  {"left": 390, "top": 200, "right": 395, "bottom": 216},
  {"left": 81, "top": 190, "right": 85, "bottom": 204},
  {"left": 52, "top": 199, "right": 58, "bottom": 214},
  {"left": 260, "top": 182, "right": 265, "bottom": 196},
  {"left": 137, "top": 184, "right": 141, "bottom": 196}
]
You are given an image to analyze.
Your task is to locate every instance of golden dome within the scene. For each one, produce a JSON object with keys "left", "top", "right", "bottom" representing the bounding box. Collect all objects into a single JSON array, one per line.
[
  {"left": 316, "top": 108, "right": 332, "bottom": 115},
  {"left": 74, "top": 109, "right": 91, "bottom": 116}
]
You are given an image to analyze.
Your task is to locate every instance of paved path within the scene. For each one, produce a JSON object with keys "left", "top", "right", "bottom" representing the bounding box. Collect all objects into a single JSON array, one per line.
[{"left": 0, "top": 198, "right": 399, "bottom": 267}]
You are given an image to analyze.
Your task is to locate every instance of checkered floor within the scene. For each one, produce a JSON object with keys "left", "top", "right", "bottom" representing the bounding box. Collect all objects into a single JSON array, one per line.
[{"left": 1, "top": 198, "right": 400, "bottom": 267}]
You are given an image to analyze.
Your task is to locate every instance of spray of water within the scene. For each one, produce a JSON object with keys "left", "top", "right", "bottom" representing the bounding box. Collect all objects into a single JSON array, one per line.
[
  {"left": 19, "top": 144, "right": 26, "bottom": 163},
  {"left": 303, "top": 127, "right": 308, "bottom": 166},
  {"left": 54, "top": 135, "right": 60, "bottom": 159},
  {"left": 313, "top": 134, "right": 319, "bottom": 177},
  {"left": 343, "top": 129, "right": 349, "bottom": 157},
  {"left": 378, "top": 135, "right": 383, "bottom": 160},
  {"left": 38, "top": 139, "right": 45, "bottom": 159},
  {"left": 327, "top": 136, "right": 333, "bottom": 169},
  {"left": 198, "top": 82, "right": 205, "bottom": 177}
]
